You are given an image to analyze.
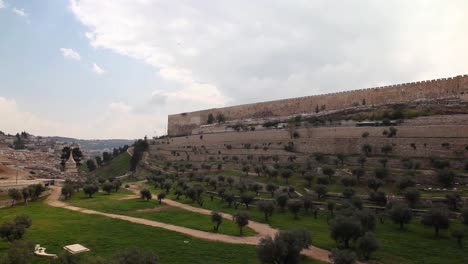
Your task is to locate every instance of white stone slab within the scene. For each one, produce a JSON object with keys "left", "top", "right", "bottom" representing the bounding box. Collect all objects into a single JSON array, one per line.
[{"left": 63, "top": 244, "right": 90, "bottom": 254}]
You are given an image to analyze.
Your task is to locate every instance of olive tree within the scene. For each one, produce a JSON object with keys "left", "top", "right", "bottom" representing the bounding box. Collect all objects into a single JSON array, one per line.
[
  {"left": 287, "top": 200, "right": 303, "bottom": 219},
  {"left": 356, "top": 232, "right": 379, "bottom": 260},
  {"left": 257, "top": 228, "right": 311, "bottom": 264},
  {"left": 421, "top": 207, "right": 450, "bottom": 237},
  {"left": 140, "top": 189, "right": 152, "bottom": 201},
  {"left": 257, "top": 200, "right": 275, "bottom": 222},
  {"left": 211, "top": 211, "right": 223, "bottom": 232},
  {"left": 389, "top": 204, "right": 412, "bottom": 229},
  {"left": 233, "top": 211, "right": 250, "bottom": 236},
  {"left": 83, "top": 184, "right": 99, "bottom": 198}
]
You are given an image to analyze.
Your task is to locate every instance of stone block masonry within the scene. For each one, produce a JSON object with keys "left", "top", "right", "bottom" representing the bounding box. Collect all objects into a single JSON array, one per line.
[{"left": 168, "top": 75, "right": 468, "bottom": 136}]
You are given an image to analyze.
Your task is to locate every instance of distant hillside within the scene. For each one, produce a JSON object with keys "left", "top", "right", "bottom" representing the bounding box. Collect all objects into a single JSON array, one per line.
[
  {"left": 91, "top": 152, "right": 132, "bottom": 178},
  {"left": 45, "top": 136, "right": 134, "bottom": 152}
]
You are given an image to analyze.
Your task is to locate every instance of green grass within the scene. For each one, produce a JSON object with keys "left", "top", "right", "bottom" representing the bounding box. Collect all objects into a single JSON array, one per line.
[
  {"left": 67, "top": 189, "right": 256, "bottom": 237},
  {"left": 128, "top": 209, "right": 256, "bottom": 236},
  {"left": 150, "top": 184, "right": 468, "bottom": 264},
  {"left": 92, "top": 153, "right": 131, "bottom": 178},
  {"left": 0, "top": 201, "right": 263, "bottom": 264},
  {"left": 67, "top": 189, "right": 154, "bottom": 213}
]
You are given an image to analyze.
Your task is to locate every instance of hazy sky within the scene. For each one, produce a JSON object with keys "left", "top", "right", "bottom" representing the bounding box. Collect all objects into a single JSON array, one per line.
[{"left": 1, "top": 0, "right": 467, "bottom": 139}]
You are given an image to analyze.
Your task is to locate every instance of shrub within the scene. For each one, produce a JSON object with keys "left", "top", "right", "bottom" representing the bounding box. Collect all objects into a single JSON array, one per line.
[
  {"left": 140, "top": 189, "right": 152, "bottom": 201},
  {"left": 211, "top": 212, "right": 223, "bottom": 232},
  {"left": 329, "top": 249, "right": 356, "bottom": 264},
  {"left": 438, "top": 169, "right": 456, "bottom": 187},
  {"left": 258, "top": 229, "right": 311, "bottom": 264},
  {"left": 403, "top": 187, "right": 420, "bottom": 208},
  {"left": 257, "top": 200, "right": 275, "bottom": 222},
  {"left": 233, "top": 211, "right": 250, "bottom": 236},
  {"left": 396, "top": 176, "right": 416, "bottom": 191},
  {"left": 369, "top": 191, "right": 387, "bottom": 206},
  {"left": 287, "top": 200, "right": 303, "bottom": 219},
  {"left": 367, "top": 178, "right": 384, "bottom": 192},
  {"left": 356, "top": 232, "right": 379, "bottom": 260},
  {"left": 341, "top": 177, "right": 356, "bottom": 187},
  {"left": 421, "top": 207, "right": 450, "bottom": 237},
  {"left": 389, "top": 204, "right": 412, "bottom": 229},
  {"left": 314, "top": 184, "right": 328, "bottom": 199}
]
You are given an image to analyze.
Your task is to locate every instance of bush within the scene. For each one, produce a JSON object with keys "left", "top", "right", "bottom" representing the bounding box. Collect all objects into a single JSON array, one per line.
[
  {"left": 257, "top": 200, "right": 275, "bottom": 222},
  {"left": 369, "top": 191, "right": 387, "bottom": 206},
  {"left": 233, "top": 211, "right": 250, "bottom": 236},
  {"left": 287, "top": 200, "right": 303, "bottom": 219},
  {"left": 83, "top": 184, "right": 99, "bottom": 198},
  {"left": 462, "top": 208, "right": 468, "bottom": 226},
  {"left": 356, "top": 232, "right": 379, "bottom": 260},
  {"left": 390, "top": 204, "right": 412, "bottom": 229},
  {"left": 421, "top": 207, "right": 450, "bottom": 237},
  {"left": 367, "top": 178, "right": 384, "bottom": 192},
  {"left": 330, "top": 216, "right": 362, "bottom": 248},
  {"left": 396, "top": 176, "right": 416, "bottom": 191},
  {"left": 316, "top": 175, "right": 329, "bottom": 185},
  {"left": 2, "top": 240, "right": 35, "bottom": 264},
  {"left": 258, "top": 229, "right": 311, "bottom": 264},
  {"left": 314, "top": 184, "right": 328, "bottom": 199},
  {"left": 102, "top": 182, "right": 114, "bottom": 194},
  {"left": 403, "top": 187, "right": 420, "bottom": 207},
  {"left": 374, "top": 167, "right": 389, "bottom": 180},
  {"left": 341, "top": 177, "right": 356, "bottom": 187},
  {"left": 329, "top": 249, "right": 356, "bottom": 264},
  {"left": 438, "top": 169, "right": 456, "bottom": 187},
  {"left": 342, "top": 187, "right": 355, "bottom": 199},
  {"left": 140, "top": 189, "right": 152, "bottom": 201}
]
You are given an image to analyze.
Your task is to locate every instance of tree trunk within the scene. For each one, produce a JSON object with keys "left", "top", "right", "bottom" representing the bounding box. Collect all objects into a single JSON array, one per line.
[
  {"left": 435, "top": 227, "right": 439, "bottom": 237},
  {"left": 400, "top": 222, "right": 404, "bottom": 229},
  {"left": 344, "top": 239, "right": 349, "bottom": 249}
]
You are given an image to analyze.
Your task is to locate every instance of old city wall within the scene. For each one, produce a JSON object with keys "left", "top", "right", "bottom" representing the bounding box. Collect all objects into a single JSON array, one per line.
[
  {"left": 152, "top": 117, "right": 468, "bottom": 170},
  {"left": 168, "top": 75, "right": 468, "bottom": 136}
]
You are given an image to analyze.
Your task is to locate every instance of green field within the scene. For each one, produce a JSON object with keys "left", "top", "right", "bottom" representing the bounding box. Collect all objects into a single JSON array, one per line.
[
  {"left": 67, "top": 189, "right": 256, "bottom": 236},
  {"left": 92, "top": 153, "right": 131, "bottom": 179},
  {"left": 148, "top": 183, "right": 468, "bottom": 264},
  {"left": 0, "top": 202, "right": 258, "bottom": 264},
  {"left": 0, "top": 199, "right": 323, "bottom": 263}
]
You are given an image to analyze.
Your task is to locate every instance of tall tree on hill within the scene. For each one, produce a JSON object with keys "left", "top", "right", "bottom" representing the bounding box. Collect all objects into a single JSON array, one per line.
[
  {"left": 102, "top": 152, "right": 112, "bottom": 163},
  {"left": 95, "top": 156, "right": 103, "bottom": 167},
  {"left": 130, "top": 139, "right": 149, "bottom": 172},
  {"left": 13, "top": 133, "right": 25, "bottom": 150},
  {"left": 60, "top": 147, "right": 83, "bottom": 166},
  {"left": 113, "top": 148, "right": 120, "bottom": 157},
  {"left": 86, "top": 159, "right": 97, "bottom": 172}
]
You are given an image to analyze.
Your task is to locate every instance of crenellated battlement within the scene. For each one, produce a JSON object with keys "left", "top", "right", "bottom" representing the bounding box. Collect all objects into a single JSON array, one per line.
[{"left": 168, "top": 74, "right": 468, "bottom": 136}]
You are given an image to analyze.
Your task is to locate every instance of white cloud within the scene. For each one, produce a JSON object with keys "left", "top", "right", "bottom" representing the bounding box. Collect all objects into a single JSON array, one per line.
[
  {"left": 0, "top": 97, "right": 161, "bottom": 139},
  {"left": 67, "top": 0, "right": 468, "bottom": 137},
  {"left": 70, "top": 0, "right": 468, "bottom": 103},
  {"left": 60, "top": 48, "right": 81, "bottom": 61},
  {"left": 0, "top": 0, "right": 5, "bottom": 9},
  {"left": 12, "top": 7, "right": 27, "bottom": 17},
  {"left": 108, "top": 102, "right": 131, "bottom": 113},
  {"left": 92, "top": 63, "right": 105, "bottom": 74}
]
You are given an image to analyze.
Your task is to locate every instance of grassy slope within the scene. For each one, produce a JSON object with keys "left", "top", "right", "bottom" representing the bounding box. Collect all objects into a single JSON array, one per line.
[
  {"left": 151, "top": 184, "right": 468, "bottom": 264},
  {"left": 67, "top": 190, "right": 256, "bottom": 236},
  {"left": 0, "top": 201, "right": 260, "bottom": 264},
  {"left": 92, "top": 153, "right": 131, "bottom": 179}
]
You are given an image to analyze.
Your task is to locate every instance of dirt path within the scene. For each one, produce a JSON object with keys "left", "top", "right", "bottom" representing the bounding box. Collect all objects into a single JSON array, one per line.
[{"left": 45, "top": 186, "right": 331, "bottom": 263}]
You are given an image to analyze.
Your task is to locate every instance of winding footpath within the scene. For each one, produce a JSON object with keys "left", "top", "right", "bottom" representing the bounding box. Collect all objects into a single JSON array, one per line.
[{"left": 45, "top": 186, "right": 331, "bottom": 263}]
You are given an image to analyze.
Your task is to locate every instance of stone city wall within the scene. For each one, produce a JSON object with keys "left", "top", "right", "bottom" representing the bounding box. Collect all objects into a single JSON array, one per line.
[
  {"left": 152, "top": 119, "right": 468, "bottom": 169},
  {"left": 168, "top": 75, "right": 468, "bottom": 136}
]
